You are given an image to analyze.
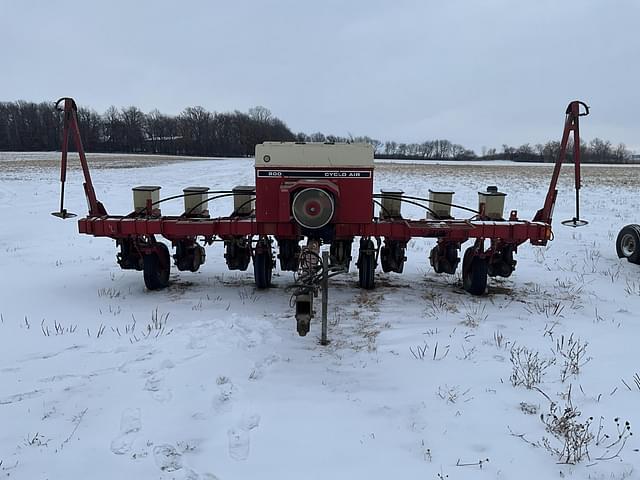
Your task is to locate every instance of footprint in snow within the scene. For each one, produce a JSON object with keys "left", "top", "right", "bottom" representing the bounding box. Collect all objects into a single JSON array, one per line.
[
  {"left": 248, "top": 354, "right": 280, "bottom": 381},
  {"left": 160, "top": 358, "right": 176, "bottom": 369},
  {"left": 240, "top": 413, "right": 261, "bottom": 431},
  {"left": 182, "top": 469, "right": 200, "bottom": 480},
  {"left": 187, "top": 335, "right": 208, "bottom": 350},
  {"left": 153, "top": 444, "right": 183, "bottom": 472},
  {"left": 110, "top": 408, "right": 142, "bottom": 455},
  {"left": 227, "top": 428, "right": 250, "bottom": 461},
  {"left": 227, "top": 413, "right": 261, "bottom": 461},
  {"left": 144, "top": 375, "right": 173, "bottom": 403},
  {"left": 183, "top": 469, "right": 221, "bottom": 480},
  {"left": 212, "top": 376, "right": 235, "bottom": 413}
]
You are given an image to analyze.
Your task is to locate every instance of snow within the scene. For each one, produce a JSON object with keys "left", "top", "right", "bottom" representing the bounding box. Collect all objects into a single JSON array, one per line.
[{"left": 0, "top": 153, "right": 639, "bottom": 479}]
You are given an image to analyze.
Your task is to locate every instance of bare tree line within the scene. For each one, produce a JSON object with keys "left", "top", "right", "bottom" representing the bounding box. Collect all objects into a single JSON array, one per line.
[
  {"left": 0, "top": 101, "right": 295, "bottom": 157},
  {"left": 484, "top": 140, "right": 635, "bottom": 163},
  {"left": 0, "top": 100, "right": 636, "bottom": 163}
]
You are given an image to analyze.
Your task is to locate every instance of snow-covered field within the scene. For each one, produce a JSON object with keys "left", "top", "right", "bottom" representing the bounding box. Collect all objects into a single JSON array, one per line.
[{"left": 1, "top": 152, "right": 639, "bottom": 479}]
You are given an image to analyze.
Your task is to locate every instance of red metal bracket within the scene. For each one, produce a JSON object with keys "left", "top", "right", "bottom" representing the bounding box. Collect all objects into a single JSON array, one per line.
[
  {"left": 533, "top": 100, "right": 589, "bottom": 226},
  {"left": 52, "top": 97, "right": 107, "bottom": 219}
]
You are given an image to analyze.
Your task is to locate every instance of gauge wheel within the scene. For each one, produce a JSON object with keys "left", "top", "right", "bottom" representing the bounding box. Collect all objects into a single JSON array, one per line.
[
  {"left": 254, "top": 250, "right": 273, "bottom": 289},
  {"left": 358, "top": 239, "right": 376, "bottom": 290},
  {"left": 462, "top": 247, "right": 488, "bottom": 295},
  {"left": 143, "top": 243, "right": 171, "bottom": 290}
]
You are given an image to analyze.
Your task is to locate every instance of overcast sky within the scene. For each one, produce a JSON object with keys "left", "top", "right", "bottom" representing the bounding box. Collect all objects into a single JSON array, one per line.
[{"left": 2, "top": 0, "right": 639, "bottom": 152}]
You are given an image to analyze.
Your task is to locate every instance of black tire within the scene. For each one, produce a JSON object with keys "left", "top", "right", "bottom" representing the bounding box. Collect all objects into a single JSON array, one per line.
[
  {"left": 462, "top": 247, "right": 488, "bottom": 295},
  {"left": 143, "top": 243, "right": 170, "bottom": 290},
  {"left": 277, "top": 239, "right": 300, "bottom": 272},
  {"left": 488, "top": 247, "right": 516, "bottom": 278},
  {"left": 380, "top": 245, "right": 392, "bottom": 273},
  {"left": 358, "top": 239, "right": 376, "bottom": 290},
  {"left": 430, "top": 244, "right": 459, "bottom": 275},
  {"left": 254, "top": 251, "right": 273, "bottom": 289},
  {"left": 445, "top": 244, "right": 460, "bottom": 274},
  {"left": 616, "top": 224, "right": 640, "bottom": 264},
  {"left": 430, "top": 246, "right": 443, "bottom": 273},
  {"left": 224, "top": 239, "right": 251, "bottom": 271},
  {"left": 330, "top": 239, "right": 353, "bottom": 271},
  {"left": 359, "top": 253, "right": 375, "bottom": 289}
]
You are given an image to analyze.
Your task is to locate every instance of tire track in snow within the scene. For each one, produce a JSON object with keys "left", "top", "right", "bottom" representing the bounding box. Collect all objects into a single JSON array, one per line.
[{"left": 0, "top": 388, "right": 49, "bottom": 405}]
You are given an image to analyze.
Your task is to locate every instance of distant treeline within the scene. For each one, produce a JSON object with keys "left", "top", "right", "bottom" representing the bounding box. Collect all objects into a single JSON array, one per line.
[
  {"left": 477, "top": 141, "right": 636, "bottom": 164},
  {"left": 0, "top": 101, "right": 294, "bottom": 157},
  {"left": 371, "top": 139, "right": 635, "bottom": 163},
  {"left": 0, "top": 100, "right": 636, "bottom": 163}
]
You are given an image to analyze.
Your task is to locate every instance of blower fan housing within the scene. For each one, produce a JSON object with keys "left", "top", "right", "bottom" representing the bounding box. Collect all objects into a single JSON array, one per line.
[{"left": 291, "top": 187, "right": 335, "bottom": 229}]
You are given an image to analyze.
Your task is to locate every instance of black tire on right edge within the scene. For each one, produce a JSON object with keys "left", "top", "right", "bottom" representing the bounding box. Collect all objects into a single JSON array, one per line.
[
  {"left": 616, "top": 224, "right": 640, "bottom": 264},
  {"left": 462, "top": 247, "right": 488, "bottom": 295}
]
